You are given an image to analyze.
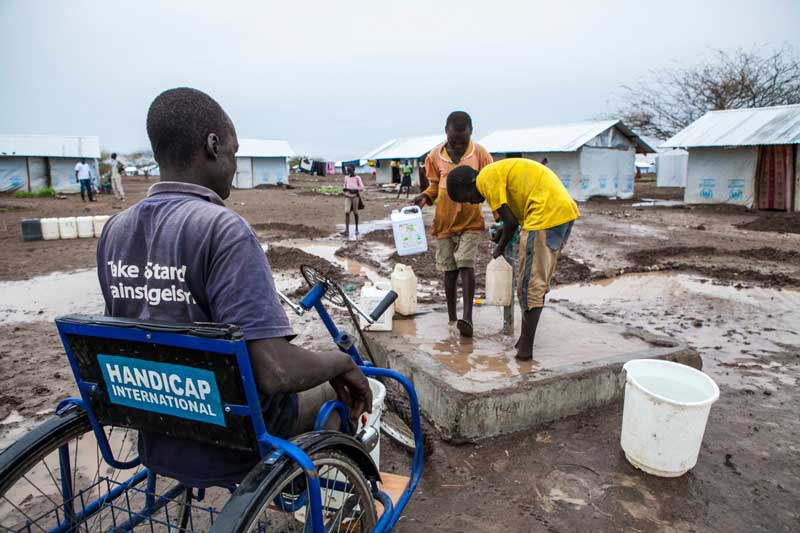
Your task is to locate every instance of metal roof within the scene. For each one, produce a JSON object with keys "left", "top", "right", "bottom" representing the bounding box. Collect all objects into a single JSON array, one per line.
[
  {"left": 365, "top": 134, "right": 445, "bottom": 160},
  {"left": 479, "top": 120, "right": 656, "bottom": 154},
  {"left": 662, "top": 104, "right": 800, "bottom": 148},
  {"left": 236, "top": 138, "right": 294, "bottom": 158},
  {"left": 0, "top": 134, "right": 101, "bottom": 158}
]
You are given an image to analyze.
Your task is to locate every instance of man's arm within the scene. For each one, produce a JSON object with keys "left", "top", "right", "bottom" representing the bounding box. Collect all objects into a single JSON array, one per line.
[
  {"left": 492, "top": 204, "right": 519, "bottom": 258},
  {"left": 248, "top": 337, "right": 371, "bottom": 423},
  {"left": 205, "top": 225, "right": 372, "bottom": 424}
]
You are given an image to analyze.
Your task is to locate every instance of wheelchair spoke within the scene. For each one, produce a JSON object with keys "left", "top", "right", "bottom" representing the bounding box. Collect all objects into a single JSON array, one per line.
[{"left": 1, "top": 495, "right": 48, "bottom": 532}]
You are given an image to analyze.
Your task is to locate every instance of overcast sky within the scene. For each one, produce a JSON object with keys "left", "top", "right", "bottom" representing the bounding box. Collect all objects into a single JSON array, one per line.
[{"left": 1, "top": 0, "right": 799, "bottom": 160}]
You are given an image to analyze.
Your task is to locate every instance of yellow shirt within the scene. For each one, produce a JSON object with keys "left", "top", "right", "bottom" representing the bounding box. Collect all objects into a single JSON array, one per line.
[{"left": 476, "top": 158, "right": 580, "bottom": 231}]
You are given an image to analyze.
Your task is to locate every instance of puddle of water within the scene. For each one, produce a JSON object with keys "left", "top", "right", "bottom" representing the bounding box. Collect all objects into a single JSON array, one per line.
[
  {"left": 551, "top": 272, "right": 800, "bottom": 387},
  {"left": 391, "top": 305, "right": 651, "bottom": 382},
  {"left": 334, "top": 218, "right": 392, "bottom": 235},
  {"left": 631, "top": 199, "right": 684, "bottom": 208},
  {"left": 0, "top": 269, "right": 104, "bottom": 324}
]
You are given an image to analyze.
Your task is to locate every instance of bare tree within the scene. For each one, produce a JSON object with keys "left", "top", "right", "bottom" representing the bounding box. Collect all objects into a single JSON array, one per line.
[{"left": 617, "top": 46, "right": 800, "bottom": 139}]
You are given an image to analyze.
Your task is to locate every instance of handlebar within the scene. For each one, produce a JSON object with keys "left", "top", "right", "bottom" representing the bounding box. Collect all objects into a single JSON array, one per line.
[
  {"left": 278, "top": 286, "right": 398, "bottom": 325},
  {"left": 369, "top": 291, "right": 398, "bottom": 322}
]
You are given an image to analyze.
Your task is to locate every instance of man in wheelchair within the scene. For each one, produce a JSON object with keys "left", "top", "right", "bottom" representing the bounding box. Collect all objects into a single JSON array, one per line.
[{"left": 95, "top": 87, "right": 373, "bottom": 489}]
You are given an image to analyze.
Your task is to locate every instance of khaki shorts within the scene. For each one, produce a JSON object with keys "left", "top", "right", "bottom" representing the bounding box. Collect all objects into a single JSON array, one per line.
[
  {"left": 517, "top": 221, "right": 574, "bottom": 310},
  {"left": 344, "top": 196, "right": 358, "bottom": 214},
  {"left": 436, "top": 233, "right": 480, "bottom": 271}
]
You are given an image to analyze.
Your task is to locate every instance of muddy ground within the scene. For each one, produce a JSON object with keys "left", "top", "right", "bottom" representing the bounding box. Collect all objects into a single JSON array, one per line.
[{"left": 1, "top": 174, "right": 799, "bottom": 531}]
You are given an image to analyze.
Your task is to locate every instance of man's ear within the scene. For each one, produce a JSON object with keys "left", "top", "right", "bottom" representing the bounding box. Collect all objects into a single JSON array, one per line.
[{"left": 205, "top": 133, "right": 220, "bottom": 160}]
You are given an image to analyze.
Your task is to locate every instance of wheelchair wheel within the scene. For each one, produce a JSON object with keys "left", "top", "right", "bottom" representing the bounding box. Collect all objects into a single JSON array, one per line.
[
  {"left": 222, "top": 449, "right": 377, "bottom": 532},
  {"left": 0, "top": 408, "right": 191, "bottom": 532}
]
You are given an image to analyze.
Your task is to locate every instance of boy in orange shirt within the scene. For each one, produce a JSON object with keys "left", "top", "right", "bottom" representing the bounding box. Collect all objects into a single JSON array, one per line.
[{"left": 413, "top": 111, "right": 493, "bottom": 336}]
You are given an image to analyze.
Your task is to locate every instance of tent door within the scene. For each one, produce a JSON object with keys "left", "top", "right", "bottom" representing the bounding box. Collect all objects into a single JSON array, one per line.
[{"left": 756, "top": 145, "right": 795, "bottom": 211}]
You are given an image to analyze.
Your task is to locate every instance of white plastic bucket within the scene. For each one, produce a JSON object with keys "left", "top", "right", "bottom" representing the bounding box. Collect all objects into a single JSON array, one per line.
[
  {"left": 57, "top": 217, "right": 78, "bottom": 239},
  {"left": 361, "top": 378, "right": 386, "bottom": 467},
  {"left": 40, "top": 218, "right": 60, "bottom": 240},
  {"left": 621, "top": 359, "right": 719, "bottom": 477},
  {"left": 76, "top": 216, "right": 94, "bottom": 238}
]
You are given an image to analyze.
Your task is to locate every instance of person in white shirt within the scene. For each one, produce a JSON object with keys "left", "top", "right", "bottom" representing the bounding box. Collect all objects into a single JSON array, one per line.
[
  {"left": 74, "top": 159, "right": 95, "bottom": 202},
  {"left": 110, "top": 153, "right": 126, "bottom": 201}
]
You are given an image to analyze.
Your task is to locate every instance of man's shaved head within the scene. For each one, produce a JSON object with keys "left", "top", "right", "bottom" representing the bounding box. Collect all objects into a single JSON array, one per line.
[{"left": 146, "top": 87, "right": 232, "bottom": 170}]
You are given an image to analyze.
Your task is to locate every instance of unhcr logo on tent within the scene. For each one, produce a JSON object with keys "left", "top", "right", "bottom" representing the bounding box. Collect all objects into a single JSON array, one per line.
[{"left": 699, "top": 178, "right": 716, "bottom": 200}]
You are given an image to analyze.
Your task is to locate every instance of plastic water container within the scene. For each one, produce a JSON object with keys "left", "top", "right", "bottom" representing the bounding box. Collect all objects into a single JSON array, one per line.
[
  {"left": 40, "top": 218, "right": 60, "bottom": 240},
  {"left": 621, "top": 359, "right": 720, "bottom": 477},
  {"left": 58, "top": 217, "right": 78, "bottom": 239},
  {"left": 391, "top": 206, "right": 427, "bottom": 256},
  {"left": 360, "top": 282, "right": 393, "bottom": 331},
  {"left": 360, "top": 378, "right": 386, "bottom": 467},
  {"left": 21, "top": 219, "right": 43, "bottom": 241},
  {"left": 76, "top": 216, "right": 94, "bottom": 238},
  {"left": 92, "top": 215, "right": 110, "bottom": 237},
  {"left": 391, "top": 264, "right": 417, "bottom": 316},
  {"left": 485, "top": 256, "right": 513, "bottom": 306}
]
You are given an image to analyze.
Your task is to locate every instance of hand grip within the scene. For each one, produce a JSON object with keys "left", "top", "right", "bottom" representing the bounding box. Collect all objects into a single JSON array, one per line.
[{"left": 369, "top": 290, "right": 398, "bottom": 322}]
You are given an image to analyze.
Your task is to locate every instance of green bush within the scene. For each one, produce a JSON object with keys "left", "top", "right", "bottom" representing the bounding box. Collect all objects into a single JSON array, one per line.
[{"left": 14, "top": 188, "right": 56, "bottom": 198}]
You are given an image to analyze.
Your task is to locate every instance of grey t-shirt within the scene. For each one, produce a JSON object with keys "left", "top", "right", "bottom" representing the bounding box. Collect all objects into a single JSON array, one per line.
[{"left": 96, "top": 181, "right": 296, "bottom": 487}]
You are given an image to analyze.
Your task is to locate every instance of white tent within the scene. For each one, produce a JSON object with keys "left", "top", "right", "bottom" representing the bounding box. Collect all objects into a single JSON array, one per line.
[
  {"left": 233, "top": 138, "right": 294, "bottom": 188},
  {"left": 363, "top": 135, "right": 445, "bottom": 184},
  {"left": 663, "top": 104, "right": 800, "bottom": 211},
  {"left": 479, "top": 120, "right": 655, "bottom": 201},
  {"left": 656, "top": 149, "right": 689, "bottom": 187},
  {"left": 0, "top": 134, "right": 100, "bottom": 193}
]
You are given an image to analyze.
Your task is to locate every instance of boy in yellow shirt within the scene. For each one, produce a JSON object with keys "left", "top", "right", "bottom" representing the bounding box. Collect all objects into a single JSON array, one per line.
[{"left": 447, "top": 158, "right": 580, "bottom": 360}]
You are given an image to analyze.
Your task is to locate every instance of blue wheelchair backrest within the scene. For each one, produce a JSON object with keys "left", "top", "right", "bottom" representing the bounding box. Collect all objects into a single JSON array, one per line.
[{"left": 56, "top": 314, "right": 266, "bottom": 454}]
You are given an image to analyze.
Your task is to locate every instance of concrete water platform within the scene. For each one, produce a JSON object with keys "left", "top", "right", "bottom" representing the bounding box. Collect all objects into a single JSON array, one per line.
[{"left": 367, "top": 303, "right": 699, "bottom": 442}]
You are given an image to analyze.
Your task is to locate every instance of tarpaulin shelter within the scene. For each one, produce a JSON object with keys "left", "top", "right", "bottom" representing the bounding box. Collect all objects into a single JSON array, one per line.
[
  {"left": 0, "top": 134, "right": 100, "bottom": 193},
  {"left": 479, "top": 120, "right": 655, "bottom": 201},
  {"left": 363, "top": 135, "right": 445, "bottom": 185},
  {"left": 663, "top": 104, "right": 800, "bottom": 211},
  {"left": 656, "top": 149, "right": 689, "bottom": 188},
  {"left": 232, "top": 138, "right": 294, "bottom": 188}
]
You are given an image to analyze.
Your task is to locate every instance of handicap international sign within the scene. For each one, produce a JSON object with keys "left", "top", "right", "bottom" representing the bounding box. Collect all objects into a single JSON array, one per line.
[{"left": 97, "top": 354, "right": 225, "bottom": 427}]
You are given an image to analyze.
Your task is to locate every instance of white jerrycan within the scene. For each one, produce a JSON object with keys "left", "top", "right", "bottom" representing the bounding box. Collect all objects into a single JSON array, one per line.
[
  {"left": 76, "top": 216, "right": 94, "bottom": 238},
  {"left": 391, "top": 264, "right": 417, "bottom": 316},
  {"left": 359, "top": 282, "right": 394, "bottom": 331},
  {"left": 58, "top": 217, "right": 78, "bottom": 239},
  {"left": 391, "top": 206, "right": 427, "bottom": 256},
  {"left": 485, "top": 256, "right": 513, "bottom": 306}
]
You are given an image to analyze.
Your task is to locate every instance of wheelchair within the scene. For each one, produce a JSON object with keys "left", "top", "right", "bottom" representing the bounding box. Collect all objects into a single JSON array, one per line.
[{"left": 0, "top": 265, "right": 424, "bottom": 532}]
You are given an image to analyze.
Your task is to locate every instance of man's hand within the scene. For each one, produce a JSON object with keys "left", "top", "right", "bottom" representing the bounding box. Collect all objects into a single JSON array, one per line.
[
  {"left": 492, "top": 242, "right": 506, "bottom": 259},
  {"left": 329, "top": 364, "right": 373, "bottom": 429},
  {"left": 490, "top": 222, "right": 503, "bottom": 244},
  {"left": 411, "top": 193, "right": 430, "bottom": 208}
]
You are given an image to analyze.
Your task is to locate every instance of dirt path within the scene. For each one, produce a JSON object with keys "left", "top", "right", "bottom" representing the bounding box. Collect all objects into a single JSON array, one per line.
[{"left": 1, "top": 178, "right": 799, "bottom": 531}]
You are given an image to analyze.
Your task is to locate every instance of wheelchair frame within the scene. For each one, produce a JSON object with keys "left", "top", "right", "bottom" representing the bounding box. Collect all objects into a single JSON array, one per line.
[{"left": 11, "top": 278, "right": 424, "bottom": 532}]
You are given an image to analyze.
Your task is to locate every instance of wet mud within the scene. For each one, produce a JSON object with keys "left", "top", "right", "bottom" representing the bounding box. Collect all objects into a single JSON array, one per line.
[
  {"left": 626, "top": 246, "right": 800, "bottom": 287},
  {"left": 736, "top": 212, "right": 800, "bottom": 234}
]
